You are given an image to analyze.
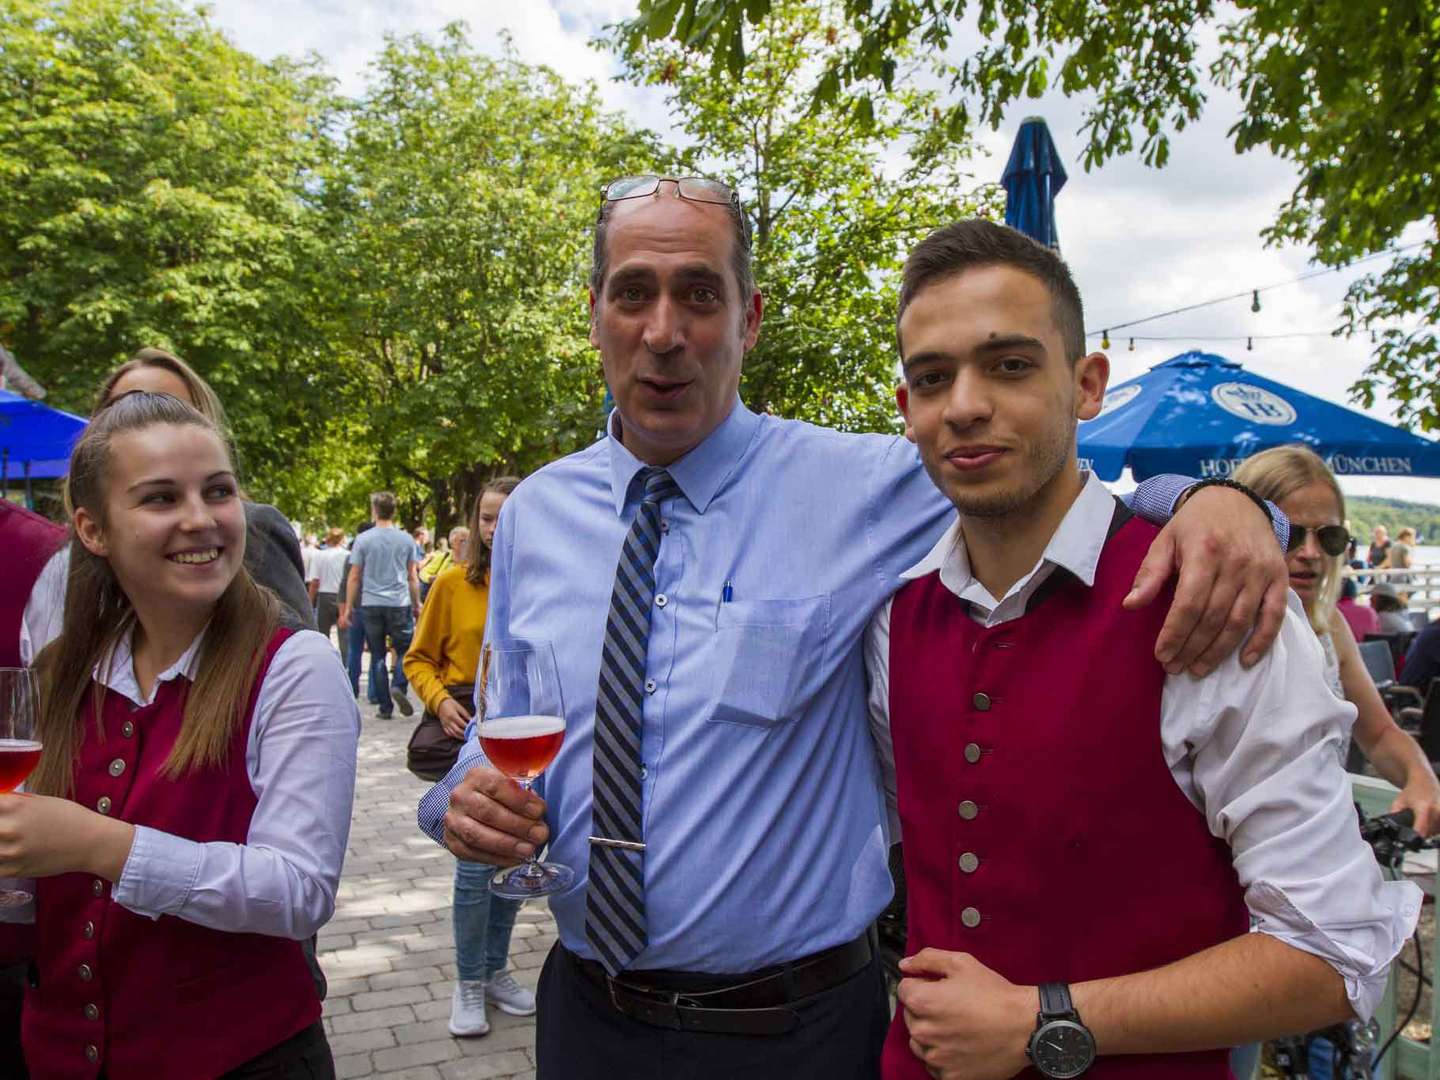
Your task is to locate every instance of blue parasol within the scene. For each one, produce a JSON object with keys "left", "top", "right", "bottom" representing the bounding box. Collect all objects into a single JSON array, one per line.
[
  {"left": 1002, "top": 117, "right": 1067, "bottom": 249},
  {"left": 0, "top": 389, "right": 86, "bottom": 503},
  {"left": 1078, "top": 351, "right": 1440, "bottom": 481}
]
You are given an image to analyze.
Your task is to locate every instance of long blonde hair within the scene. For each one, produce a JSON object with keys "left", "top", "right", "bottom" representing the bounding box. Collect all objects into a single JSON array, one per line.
[
  {"left": 33, "top": 392, "right": 279, "bottom": 797},
  {"left": 1234, "top": 445, "right": 1345, "bottom": 635}
]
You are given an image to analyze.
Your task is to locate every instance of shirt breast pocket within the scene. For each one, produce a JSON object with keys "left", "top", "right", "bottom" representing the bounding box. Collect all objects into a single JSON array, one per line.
[{"left": 709, "top": 595, "right": 831, "bottom": 730}]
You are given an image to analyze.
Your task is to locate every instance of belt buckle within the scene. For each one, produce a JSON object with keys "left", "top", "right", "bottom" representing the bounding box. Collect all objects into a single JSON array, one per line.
[{"left": 607, "top": 977, "right": 697, "bottom": 1030}]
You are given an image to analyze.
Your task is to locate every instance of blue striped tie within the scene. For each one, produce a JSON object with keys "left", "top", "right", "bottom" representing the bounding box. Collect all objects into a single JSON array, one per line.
[{"left": 586, "top": 467, "right": 680, "bottom": 974}]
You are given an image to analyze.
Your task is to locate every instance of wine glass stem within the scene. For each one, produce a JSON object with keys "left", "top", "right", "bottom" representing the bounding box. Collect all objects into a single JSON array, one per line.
[{"left": 514, "top": 777, "right": 545, "bottom": 879}]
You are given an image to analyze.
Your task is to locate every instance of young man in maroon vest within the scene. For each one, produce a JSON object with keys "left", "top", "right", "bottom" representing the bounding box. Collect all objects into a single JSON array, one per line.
[{"left": 868, "top": 220, "right": 1419, "bottom": 1080}]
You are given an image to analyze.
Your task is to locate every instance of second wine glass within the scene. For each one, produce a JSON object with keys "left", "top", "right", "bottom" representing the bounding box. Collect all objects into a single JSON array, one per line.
[{"left": 478, "top": 640, "right": 573, "bottom": 900}]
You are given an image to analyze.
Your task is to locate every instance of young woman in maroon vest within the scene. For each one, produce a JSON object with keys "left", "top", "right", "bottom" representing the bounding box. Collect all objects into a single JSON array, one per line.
[{"left": 0, "top": 391, "right": 359, "bottom": 1079}]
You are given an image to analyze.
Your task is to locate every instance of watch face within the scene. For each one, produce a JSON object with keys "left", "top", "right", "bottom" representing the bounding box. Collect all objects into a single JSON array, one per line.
[{"left": 1031, "top": 1020, "right": 1096, "bottom": 1078}]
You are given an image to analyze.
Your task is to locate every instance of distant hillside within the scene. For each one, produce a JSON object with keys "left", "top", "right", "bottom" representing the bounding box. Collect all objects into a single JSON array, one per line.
[{"left": 1345, "top": 495, "right": 1440, "bottom": 545}]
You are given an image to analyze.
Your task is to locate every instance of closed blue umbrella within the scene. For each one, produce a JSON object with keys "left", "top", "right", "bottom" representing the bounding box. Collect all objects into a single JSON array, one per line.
[
  {"left": 1078, "top": 351, "right": 1440, "bottom": 481},
  {"left": 1002, "top": 117, "right": 1067, "bottom": 249}
]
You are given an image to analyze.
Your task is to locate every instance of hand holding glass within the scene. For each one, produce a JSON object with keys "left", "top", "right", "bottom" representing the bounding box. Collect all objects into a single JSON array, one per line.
[
  {"left": 0, "top": 668, "right": 42, "bottom": 908},
  {"left": 479, "top": 641, "right": 573, "bottom": 899}
]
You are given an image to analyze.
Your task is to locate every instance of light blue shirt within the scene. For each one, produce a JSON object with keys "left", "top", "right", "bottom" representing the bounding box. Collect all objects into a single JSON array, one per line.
[
  {"left": 418, "top": 399, "right": 1234, "bottom": 973},
  {"left": 349, "top": 525, "right": 417, "bottom": 608}
]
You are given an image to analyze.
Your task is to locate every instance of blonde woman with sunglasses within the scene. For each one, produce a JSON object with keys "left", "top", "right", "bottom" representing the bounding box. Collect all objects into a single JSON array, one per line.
[{"left": 1236, "top": 446, "right": 1440, "bottom": 835}]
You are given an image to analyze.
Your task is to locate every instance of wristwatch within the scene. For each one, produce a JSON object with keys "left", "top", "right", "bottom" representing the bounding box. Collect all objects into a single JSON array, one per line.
[{"left": 1025, "top": 982, "right": 1096, "bottom": 1078}]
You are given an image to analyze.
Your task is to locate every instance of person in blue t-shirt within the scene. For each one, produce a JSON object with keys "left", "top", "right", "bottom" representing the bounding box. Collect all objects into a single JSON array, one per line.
[{"left": 346, "top": 492, "right": 421, "bottom": 719}]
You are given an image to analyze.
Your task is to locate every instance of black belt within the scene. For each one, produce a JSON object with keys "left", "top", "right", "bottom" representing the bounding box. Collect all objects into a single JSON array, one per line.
[{"left": 570, "top": 929, "right": 874, "bottom": 1036}]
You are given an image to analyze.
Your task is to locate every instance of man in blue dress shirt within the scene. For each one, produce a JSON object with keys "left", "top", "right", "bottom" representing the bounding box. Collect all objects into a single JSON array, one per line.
[{"left": 418, "top": 177, "right": 1289, "bottom": 1078}]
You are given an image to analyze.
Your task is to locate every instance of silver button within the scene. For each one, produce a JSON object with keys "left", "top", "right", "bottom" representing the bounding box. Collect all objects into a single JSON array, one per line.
[
  {"left": 96, "top": 797, "right": 112, "bottom": 815},
  {"left": 964, "top": 743, "right": 982, "bottom": 764},
  {"left": 85, "top": 1044, "right": 99, "bottom": 1063},
  {"left": 640, "top": 765, "right": 649, "bottom": 780},
  {"left": 644, "top": 679, "right": 657, "bottom": 694},
  {"left": 107, "top": 758, "right": 126, "bottom": 778},
  {"left": 961, "top": 907, "right": 982, "bottom": 928},
  {"left": 83, "top": 921, "right": 95, "bottom": 940},
  {"left": 958, "top": 800, "right": 979, "bottom": 820},
  {"left": 121, "top": 721, "right": 135, "bottom": 738},
  {"left": 655, "top": 594, "right": 668, "bottom": 608},
  {"left": 84, "top": 1003, "right": 99, "bottom": 1021},
  {"left": 959, "top": 852, "right": 980, "bottom": 873},
  {"left": 78, "top": 963, "right": 93, "bottom": 981},
  {"left": 972, "top": 692, "right": 992, "bottom": 711},
  {"left": 90, "top": 879, "right": 103, "bottom": 897}
]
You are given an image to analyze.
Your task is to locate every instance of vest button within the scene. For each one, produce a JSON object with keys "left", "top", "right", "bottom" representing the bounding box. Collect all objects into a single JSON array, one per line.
[
  {"left": 972, "top": 692, "right": 992, "bottom": 711},
  {"left": 964, "top": 743, "right": 982, "bottom": 764},
  {"left": 121, "top": 721, "right": 135, "bottom": 739},
  {"left": 961, "top": 906, "right": 982, "bottom": 928},
  {"left": 96, "top": 796, "right": 112, "bottom": 815},
  {"left": 84, "top": 1003, "right": 100, "bottom": 1021},
  {"left": 85, "top": 1044, "right": 99, "bottom": 1063},
  {"left": 108, "top": 759, "right": 126, "bottom": 777},
  {"left": 90, "top": 879, "right": 104, "bottom": 897},
  {"left": 958, "top": 800, "right": 979, "bottom": 820},
  {"left": 83, "top": 921, "right": 95, "bottom": 940},
  {"left": 78, "top": 963, "right": 93, "bottom": 981},
  {"left": 959, "top": 852, "right": 980, "bottom": 873}
]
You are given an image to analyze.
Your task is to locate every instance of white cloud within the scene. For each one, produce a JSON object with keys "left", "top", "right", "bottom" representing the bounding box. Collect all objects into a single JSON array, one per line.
[{"left": 205, "top": 0, "right": 1440, "bottom": 507}]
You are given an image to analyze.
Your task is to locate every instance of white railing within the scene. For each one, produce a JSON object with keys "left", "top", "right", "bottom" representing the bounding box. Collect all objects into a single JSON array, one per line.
[{"left": 1342, "top": 563, "right": 1440, "bottom": 616}]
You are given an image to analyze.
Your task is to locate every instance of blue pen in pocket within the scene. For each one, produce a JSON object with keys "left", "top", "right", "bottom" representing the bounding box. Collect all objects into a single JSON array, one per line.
[{"left": 722, "top": 580, "right": 734, "bottom": 603}]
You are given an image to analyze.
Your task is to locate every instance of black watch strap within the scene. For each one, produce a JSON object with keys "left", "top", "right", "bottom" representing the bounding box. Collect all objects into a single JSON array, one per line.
[
  {"left": 1184, "top": 477, "right": 1273, "bottom": 525},
  {"left": 1038, "top": 981, "right": 1074, "bottom": 1019}
]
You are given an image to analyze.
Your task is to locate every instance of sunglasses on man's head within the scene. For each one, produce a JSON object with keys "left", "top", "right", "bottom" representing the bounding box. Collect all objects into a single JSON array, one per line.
[
  {"left": 602, "top": 175, "right": 739, "bottom": 208},
  {"left": 1287, "top": 524, "right": 1350, "bottom": 557}
]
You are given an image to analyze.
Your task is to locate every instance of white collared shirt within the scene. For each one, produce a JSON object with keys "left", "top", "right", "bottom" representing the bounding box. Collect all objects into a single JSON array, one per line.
[
  {"left": 864, "top": 471, "right": 1419, "bottom": 1019},
  {"left": 94, "top": 626, "right": 360, "bottom": 940}
]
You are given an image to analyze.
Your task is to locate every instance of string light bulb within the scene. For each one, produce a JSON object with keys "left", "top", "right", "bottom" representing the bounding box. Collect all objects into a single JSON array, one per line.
[
  {"left": 1128, "top": 337, "right": 1135, "bottom": 351},
  {"left": 1247, "top": 336, "right": 1254, "bottom": 351},
  {"left": 1251, "top": 290, "right": 1261, "bottom": 313},
  {"left": 1101, "top": 330, "right": 1111, "bottom": 349}
]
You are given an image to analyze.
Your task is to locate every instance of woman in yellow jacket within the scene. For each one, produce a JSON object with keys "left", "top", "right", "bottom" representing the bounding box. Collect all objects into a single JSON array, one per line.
[{"left": 403, "top": 477, "right": 526, "bottom": 1038}]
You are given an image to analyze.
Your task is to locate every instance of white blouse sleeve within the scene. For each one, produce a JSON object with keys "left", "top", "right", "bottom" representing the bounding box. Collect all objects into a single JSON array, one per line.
[
  {"left": 112, "top": 630, "right": 360, "bottom": 939},
  {"left": 1162, "top": 596, "right": 1422, "bottom": 1019}
]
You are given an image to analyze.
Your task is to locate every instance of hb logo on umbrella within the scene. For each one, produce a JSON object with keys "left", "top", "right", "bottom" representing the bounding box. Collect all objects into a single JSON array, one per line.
[{"left": 1210, "top": 382, "right": 1297, "bottom": 426}]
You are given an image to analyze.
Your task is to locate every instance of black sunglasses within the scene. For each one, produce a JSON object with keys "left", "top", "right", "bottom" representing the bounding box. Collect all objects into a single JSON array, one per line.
[{"left": 1287, "top": 524, "right": 1350, "bottom": 557}]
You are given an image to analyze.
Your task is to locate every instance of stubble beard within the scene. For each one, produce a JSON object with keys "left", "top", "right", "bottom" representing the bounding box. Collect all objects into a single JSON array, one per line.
[{"left": 940, "top": 422, "right": 1075, "bottom": 521}]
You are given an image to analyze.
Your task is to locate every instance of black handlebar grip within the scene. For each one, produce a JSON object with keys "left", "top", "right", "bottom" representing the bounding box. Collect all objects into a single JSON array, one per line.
[{"left": 1389, "top": 809, "right": 1417, "bottom": 829}]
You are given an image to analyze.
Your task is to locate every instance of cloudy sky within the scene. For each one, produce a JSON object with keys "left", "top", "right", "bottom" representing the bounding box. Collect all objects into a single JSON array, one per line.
[{"left": 206, "top": 0, "right": 1440, "bottom": 508}]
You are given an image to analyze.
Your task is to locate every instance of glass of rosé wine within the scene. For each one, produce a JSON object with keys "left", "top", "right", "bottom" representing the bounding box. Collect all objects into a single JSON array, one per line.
[
  {"left": 0, "top": 668, "right": 42, "bottom": 908},
  {"left": 479, "top": 640, "right": 573, "bottom": 900}
]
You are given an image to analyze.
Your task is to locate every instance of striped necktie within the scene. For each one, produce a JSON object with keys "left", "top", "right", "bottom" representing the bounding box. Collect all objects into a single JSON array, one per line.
[{"left": 586, "top": 466, "right": 680, "bottom": 974}]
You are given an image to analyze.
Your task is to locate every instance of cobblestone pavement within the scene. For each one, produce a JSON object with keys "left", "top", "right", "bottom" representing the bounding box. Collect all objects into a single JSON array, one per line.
[{"left": 321, "top": 696, "right": 553, "bottom": 1080}]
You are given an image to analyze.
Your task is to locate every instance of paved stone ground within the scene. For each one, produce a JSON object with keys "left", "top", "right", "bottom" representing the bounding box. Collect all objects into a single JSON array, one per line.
[{"left": 320, "top": 695, "right": 554, "bottom": 1080}]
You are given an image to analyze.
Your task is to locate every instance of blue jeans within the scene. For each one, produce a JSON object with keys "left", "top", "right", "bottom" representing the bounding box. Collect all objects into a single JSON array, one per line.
[
  {"left": 453, "top": 859, "right": 521, "bottom": 981},
  {"left": 362, "top": 605, "right": 413, "bottom": 714},
  {"left": 345, "top": 609, "right": 381, "bottom": 702}
]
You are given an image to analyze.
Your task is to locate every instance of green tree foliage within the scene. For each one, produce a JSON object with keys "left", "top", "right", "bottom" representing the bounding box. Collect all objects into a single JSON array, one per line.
[
  {"left": 321, "top": 27, "right": 656, "bottom": 531},
  {"left": 0, "top": 0, "right": 341, "bottom": 488},
  {"left": 619, "top": 0, "right": 1440, "bottom": 430},
  {"left": 610, "top": 0, "right": 1001, "bottom": 433}
]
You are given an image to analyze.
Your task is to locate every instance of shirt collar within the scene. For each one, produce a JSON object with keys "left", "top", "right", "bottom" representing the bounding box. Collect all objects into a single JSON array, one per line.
[
  {"left": 606, "top": 396, "right": 760, "bottom": 516},
  {"left": 97, "top": 624, "right": 208, "bottom": 708},
  {"left": 900, "top": 471, "right": 1116, "bottom": 598}
]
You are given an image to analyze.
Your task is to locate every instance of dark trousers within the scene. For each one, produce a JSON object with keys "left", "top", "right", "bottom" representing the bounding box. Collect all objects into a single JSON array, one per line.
[
  {"left": 96, "top": 1021, "right": 333, "bottom": 1080},
  {"left": 345, "top": 607, "right": 380, "bottom": 703},
  {"left": 535, "top": 945, "right": 889, "bottom": 1080},
  {"left": 315, "top": 593, "right": 347, "bottom": 655},
  {"left": 362, "top": 605, "right": 414, "bottom": 715}
]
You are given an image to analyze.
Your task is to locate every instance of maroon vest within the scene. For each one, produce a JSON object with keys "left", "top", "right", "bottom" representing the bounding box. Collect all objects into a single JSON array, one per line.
[
  {"left": 0, "top": 501, "right": 65, "bottom": 667},
  {"left": 25, "top": 628, "right": 319, "bottom": 1079},
  {"left": 881, "top": 513, "right": 1249, "bottom": 1080}
]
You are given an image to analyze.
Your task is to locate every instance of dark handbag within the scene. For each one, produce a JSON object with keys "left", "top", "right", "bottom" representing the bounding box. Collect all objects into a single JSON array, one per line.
[{"left": 406, "top": 683, "right": 473, "bottom": 782}]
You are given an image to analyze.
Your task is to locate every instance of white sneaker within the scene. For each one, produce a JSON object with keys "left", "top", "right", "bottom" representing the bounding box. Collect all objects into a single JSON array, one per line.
[
  {"left": 485, "top": 970, "right": 537, "bottom": 1016},
  {"left": 448, "top": 980, "right": 490, "bottom": 1037}
]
